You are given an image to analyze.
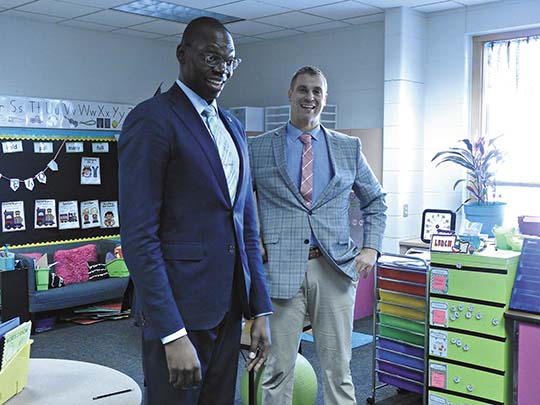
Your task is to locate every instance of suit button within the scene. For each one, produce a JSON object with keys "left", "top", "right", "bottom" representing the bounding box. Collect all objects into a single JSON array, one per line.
[
  {"left": 308, "top": 210, "right": 313, "bottom": 216},
  {"left": 304, "top": 239, "right": 309, "bottom": 244},
  {"left": 228, "top": 245, "right": 235, "bottom": 253}
]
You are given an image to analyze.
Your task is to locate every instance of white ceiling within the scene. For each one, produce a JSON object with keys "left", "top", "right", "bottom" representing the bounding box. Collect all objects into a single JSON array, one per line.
[{"left": 0, "top": 0, "right": 501, "bottom": 43}]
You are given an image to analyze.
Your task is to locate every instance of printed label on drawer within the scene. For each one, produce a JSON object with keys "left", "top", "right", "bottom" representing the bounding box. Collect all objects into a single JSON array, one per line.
[
  {"left": 428, "top": 393, "right": 447, "bottom": 405},
  {"left": 430, "top": 301, "right": 448, "bottom": 327},
  {"left": 430, "top": 268, "right": 448, "bottom": 294},
  {"left": 429, "top": 363, "right": 447, "bottom": 389},
  {"left": 429, "top": 330, "right": 448, "bottom": 357}
]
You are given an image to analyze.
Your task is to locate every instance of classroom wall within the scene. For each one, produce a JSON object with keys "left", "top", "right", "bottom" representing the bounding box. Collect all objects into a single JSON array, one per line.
[
  {"left": 0, "top": 14, "right": 178, "bottom": 105},
  {"left": 221, "top": 20, "right": 385, "bottom": 130}
]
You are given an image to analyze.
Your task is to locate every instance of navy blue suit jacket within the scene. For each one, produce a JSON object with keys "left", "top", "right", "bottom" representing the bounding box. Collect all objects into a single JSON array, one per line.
[{"left": 118, "top": 84, "right": 271, "bottom": 341}]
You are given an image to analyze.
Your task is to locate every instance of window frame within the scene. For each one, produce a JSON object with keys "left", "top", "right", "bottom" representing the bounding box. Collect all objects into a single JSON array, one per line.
[{"left": 472, "top": 28, "right": 540, "bottom": 188}]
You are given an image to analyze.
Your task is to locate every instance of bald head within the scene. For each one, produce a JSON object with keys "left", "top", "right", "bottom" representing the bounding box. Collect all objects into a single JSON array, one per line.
[{"left": 180, "top": 17, "right": 230, "bottom": 48}]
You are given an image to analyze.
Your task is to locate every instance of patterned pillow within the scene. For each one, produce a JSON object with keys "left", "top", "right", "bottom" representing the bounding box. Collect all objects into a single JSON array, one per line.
[
  {"left": 87, "top": 261, "right": 109, "bottom": 281},
  {"left": 53, "top": 244, "right": 97, "bottom": 284}
]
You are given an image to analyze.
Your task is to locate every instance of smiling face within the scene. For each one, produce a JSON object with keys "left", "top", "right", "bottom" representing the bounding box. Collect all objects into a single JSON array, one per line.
[
  {"left": 177, "top": 24, "right": 235, "bottom": 103},
  {"left": 288, "top": 72, "right": 327, "bottom": 132}
]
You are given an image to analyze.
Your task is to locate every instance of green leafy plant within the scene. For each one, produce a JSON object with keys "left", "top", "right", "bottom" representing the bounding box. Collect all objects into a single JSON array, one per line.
[{"left": 432, "top": 135, "right": 504, "bottom": 207}]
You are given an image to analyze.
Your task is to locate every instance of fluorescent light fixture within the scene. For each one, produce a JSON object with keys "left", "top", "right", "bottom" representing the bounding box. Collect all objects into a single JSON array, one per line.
[{"left": 113, "top": 0, "right": 243, "bottom": 24}]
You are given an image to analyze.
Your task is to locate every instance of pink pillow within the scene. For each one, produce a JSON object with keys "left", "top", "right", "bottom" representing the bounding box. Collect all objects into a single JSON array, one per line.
[
  {"left": 54, "top": 244, "right": 97, "bottom": 285},
  {"left": 22, "top": 252, "right": 44, "bottom": 260}
]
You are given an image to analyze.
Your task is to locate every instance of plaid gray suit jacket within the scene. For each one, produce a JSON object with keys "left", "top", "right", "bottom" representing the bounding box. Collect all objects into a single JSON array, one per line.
[{"left": 248, "top": 125, "right": 387, "bottom": 299}]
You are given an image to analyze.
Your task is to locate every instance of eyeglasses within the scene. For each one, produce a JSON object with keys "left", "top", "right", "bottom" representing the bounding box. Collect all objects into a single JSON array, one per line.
[{"left": 200, "top": 52, "right": 242, "bottom": 71}]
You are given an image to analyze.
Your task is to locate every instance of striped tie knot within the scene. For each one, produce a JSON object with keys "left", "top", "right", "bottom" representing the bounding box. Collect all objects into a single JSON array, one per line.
[
  {"left": 202, "top": 105, "right": 217, "bottom": 118},
  {"left": 299, "top": 133, "right": 312, "bottom": 145}
]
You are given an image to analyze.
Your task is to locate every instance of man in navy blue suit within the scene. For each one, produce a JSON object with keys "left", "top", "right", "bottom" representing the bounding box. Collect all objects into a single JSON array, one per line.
[{"left": 118, "top": 17, "right": 272, "bottom": 404}]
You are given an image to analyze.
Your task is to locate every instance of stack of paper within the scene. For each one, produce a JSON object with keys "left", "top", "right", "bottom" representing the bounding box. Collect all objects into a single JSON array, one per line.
[{"left": 0, "top": 318, "right": 32, "bottom": 369}]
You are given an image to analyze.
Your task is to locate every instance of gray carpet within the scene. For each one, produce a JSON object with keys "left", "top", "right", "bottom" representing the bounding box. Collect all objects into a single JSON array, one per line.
[{"left": 29, "top": 316, "right": 422, "bottom": 404}]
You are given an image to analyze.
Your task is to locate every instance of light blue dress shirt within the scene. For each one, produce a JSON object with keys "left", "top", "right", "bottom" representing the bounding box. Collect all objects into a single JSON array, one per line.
[{"left": 285, "top": 122, "right": 333, "bottom": 246}]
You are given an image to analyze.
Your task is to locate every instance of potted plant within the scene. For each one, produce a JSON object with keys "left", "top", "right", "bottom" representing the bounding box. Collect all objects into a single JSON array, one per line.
[{"left": 431, "top": 135, "right": 505, "bottom": 236}]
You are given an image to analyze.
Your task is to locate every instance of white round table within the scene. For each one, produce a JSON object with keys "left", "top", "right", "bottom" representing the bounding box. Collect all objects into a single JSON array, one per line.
[{"left": 7, "top": 358, "right": 142, "bottom": 404}]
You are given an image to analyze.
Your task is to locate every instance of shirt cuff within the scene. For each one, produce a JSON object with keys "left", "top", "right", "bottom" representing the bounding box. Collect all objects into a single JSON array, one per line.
[
  {"left": 161, "top": 328, "right": 187, "bottom": 344},
  {"left": 254, "top": 312, "right": 272, "bottom": 318}
]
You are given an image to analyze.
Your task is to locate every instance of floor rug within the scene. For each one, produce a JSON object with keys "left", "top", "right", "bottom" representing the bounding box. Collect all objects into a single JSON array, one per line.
[{"left": 301, "top": 331, "right": 373, "bottom": 349}]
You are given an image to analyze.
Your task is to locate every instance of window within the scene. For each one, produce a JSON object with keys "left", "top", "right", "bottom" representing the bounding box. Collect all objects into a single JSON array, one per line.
[{"left": 473, "top": 29, "right": 540, "bottom": 224}]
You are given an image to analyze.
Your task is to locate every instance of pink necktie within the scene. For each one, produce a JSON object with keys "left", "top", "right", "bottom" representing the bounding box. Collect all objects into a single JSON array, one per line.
[{"left": 299, "top": 133, "right": 313, "bottom": 206}]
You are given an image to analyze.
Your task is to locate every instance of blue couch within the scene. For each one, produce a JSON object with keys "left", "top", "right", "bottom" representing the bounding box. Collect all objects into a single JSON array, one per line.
[{"left": 13, "top": 239, "right": 129, "bottom": 317}]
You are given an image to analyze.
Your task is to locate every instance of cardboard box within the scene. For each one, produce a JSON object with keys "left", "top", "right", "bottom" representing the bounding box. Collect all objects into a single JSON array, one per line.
[{"left": 0, "top": 340, "right": 32, "bottom": 405}]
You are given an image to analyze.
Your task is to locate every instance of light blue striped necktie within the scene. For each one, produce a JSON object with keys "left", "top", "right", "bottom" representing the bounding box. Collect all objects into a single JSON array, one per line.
[{"left": 202, "top": 105, "right": 239, "bottom": 201}]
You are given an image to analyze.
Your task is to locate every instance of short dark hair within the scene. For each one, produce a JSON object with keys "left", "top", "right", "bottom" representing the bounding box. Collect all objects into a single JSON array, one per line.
[
  {"left": 181, "top": 17, "right": 230, "bottom": 46},
  {"left": 289, "top": 66, "right": 327, "bottom": 91}
]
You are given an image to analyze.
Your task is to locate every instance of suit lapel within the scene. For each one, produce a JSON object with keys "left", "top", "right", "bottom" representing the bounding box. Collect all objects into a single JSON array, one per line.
[
  {"left": 312, "top": 128, "right": 341, "bottom": 209},
  {"left": 166, "top": 85, "right": 230, "bottom": 204},
  {"left": 272, "top": 127, "right": 307, "bottom": 207}
]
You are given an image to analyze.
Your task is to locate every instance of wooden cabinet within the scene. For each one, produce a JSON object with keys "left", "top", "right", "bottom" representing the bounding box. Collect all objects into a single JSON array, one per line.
[{"left": 427, "top": 249, "right": 520, "bottom": 405}]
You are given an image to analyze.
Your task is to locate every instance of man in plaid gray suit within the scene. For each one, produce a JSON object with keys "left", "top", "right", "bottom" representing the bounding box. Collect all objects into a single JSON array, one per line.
[{"left": 248, "top": 66, "right": 387, "bottom": 405}]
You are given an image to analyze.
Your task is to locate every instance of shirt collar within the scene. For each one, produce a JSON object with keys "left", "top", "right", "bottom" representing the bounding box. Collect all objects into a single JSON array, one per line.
[
  {"left": 286, "top": 121, "right": 322, "bottom": 142},
  {"left": 176, "top": 79, "right": 218, "bottom": 116}
]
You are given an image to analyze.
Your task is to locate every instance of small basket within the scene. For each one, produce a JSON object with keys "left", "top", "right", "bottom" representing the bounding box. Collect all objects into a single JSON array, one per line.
[
  {"left": 35, "top": 268, "right": 49, "bottom": 291},
  {"left": 106, "top": 258, "right": 129, "bottom": 277},
  {"left": 518, "top": 215, "right": 540, "bottom": 236},
  {"left": 0, "top": 253, "right": 15, "bottom": 271}
]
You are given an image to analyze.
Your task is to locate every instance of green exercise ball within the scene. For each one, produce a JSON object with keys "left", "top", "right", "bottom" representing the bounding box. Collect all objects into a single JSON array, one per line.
[{"left": 240, "top": 353, "right": 318, "bottom": 405}]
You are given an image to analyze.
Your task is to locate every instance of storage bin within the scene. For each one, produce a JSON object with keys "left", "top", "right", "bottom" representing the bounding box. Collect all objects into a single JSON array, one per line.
[
  {"left": 378, "top": 338, "right": 424, "bottom": 358},
  {"left": 379, "top": 302, "right": 425, "bottom": 321},
  {"left": 377, "top": 359, "right": 423, "bottom": 382},
  {"left": 35, "top": 268, "right": 49, "bottom": 291},
  {"left": 379, "top": 279, "right": 425, "bottom": 296},
  {"left": 105, "top": 258, "right": 129, "bottom": 277},
  {"left": 0, "top": 340, "right": 32, "bottom": 405},
  {"left": 378, "top": 266, "right": 426, "bottom": 283},
  {"left": 379, "top": 313, "right": 425, "bottom": 333},
  {"left": 379, "top": 290, "right": 425, "bottom": 309},
  {"left": 0, "top": 253, "right": 15, "bottom": 271},
  {"left": 379, "top": 325, "right": 424, "bottom": 346},
  {"left": 378, "top": 372, "right": 423, "bottom": 394},
  {"left": 377, "top": 348, "right": 424, "bottom": 370},
  {"left": 518, "top": 215, "right": 540, "bottom": 236}
]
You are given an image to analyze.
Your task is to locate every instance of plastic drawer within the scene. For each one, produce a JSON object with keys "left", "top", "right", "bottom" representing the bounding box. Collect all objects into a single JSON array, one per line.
[
  {"left": 378, "top": 359, "right": 423, "bottom": 382},
  {"left": 379, "top": 279, "right": 426, "bottom": 296},
  {"left": 379, "top": 302, "right": 425, "bottom": 321},
  {"left": 378, "top": 338, "right": 424, "bottom": 358},
  {"left": 377, "top": 348, "right": 424, "bottom": 370},
  {"left": 378, "top": 371, "right": 423, "bottom": 394},
  {"left": 379, "top": 266, "right": 426, "bottom": 284},
  {"left": 379, "top": 325, "right": 424, "bottom": 346},
  {"left": 379, "top": 290, "right": 425, "bottom": 309}
]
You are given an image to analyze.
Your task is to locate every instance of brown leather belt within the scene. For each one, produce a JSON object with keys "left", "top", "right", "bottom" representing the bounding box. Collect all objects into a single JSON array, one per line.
[{"left": 308, "top": 247, "right": 322, "bottom": 260}]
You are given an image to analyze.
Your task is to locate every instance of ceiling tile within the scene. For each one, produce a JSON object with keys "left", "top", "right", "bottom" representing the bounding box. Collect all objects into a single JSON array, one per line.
[
  {"left": 158, "top": 34, "right": 182, "bottom": 42},
  {"left": 257, "top": 0, "right": 343, "bottom": 9},
  {"left": 298, "top": 20, "right": 351, "bottom": 32},
  {"left": 58, "top": 19, "right": 115, "bottom": 31},
  {"left": 226, "top": 20, "right": 281, "bottom": 35},
  {"left": 57, "top": 0, "right": 127, "bottom": 7},
  {"left": 1, "top": 9, "right": 65, "bottom": 23},
  {"left": 208, "top": 0, "right": 288, "bottom": 19},
  {"left": 233, "top": 36, "right": 263, "bottom": 44},
  {"left": 256, "top": 28, "right": 303, "bottom": 39},
  {"left": 163, "top": 0, "right": 243, "bottom": 8},
  {"left": 77, "top": 9, "right": 156, "bottom": 27},
  {"left": 305, "top": 1, "right": 382, "bottom": 20},
  {"left": 129, "top": 19, "right": 187, "bottom": 35},
  {"left": 2, "top": 0, "right": 41, "bottom": 7},
  {"left": 112, "top": 28, "right": 166, "bottom": 39},
  {"left": 15, "top": 0, "right": 100, "bottom": 19},
  {"left": 413, "top": 1, "right": 463, "bottom": 12},
  {"left": 344, "top": 12, "right": 384, "bottom": 24},
  {"left": 256, "top": 11, "right": 331, "bottom": 28},
  {"left": 360, "top": 0, "right": 434, "bottom": 7}
]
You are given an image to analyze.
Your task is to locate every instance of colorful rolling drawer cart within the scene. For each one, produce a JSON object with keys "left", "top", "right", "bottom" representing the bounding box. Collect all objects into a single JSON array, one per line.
[
  {"left": 427, "top": 249, "right": 520, "bottom": 405},
  {"left": 368, "top": 253, "right": 430, "bottom": 403}
]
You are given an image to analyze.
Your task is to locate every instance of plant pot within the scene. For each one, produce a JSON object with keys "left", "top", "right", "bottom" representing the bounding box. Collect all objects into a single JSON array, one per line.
[{"left": 464, "top": 202, "right": 506, "bottom": 237}]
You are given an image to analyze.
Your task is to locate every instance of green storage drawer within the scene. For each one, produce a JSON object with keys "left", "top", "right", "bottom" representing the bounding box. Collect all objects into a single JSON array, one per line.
[
  {"left": 430, "top": 266, "right": 516, "bottom": 304},
  {"left": 380, "top": 313, "right": 425, "bottom": 334},
  {"left": 429, "top": 298, "right": 506, "bottom": 338},
  {"left": 430, "top": 249, "right": 520, "bottom": 271},
  {"left": 428, "top": 390, "right": 492, "bottom": 405},
  {"left": 428, "top": 329, "right": 509, "bottom": 372},
  {"left": 428, "top": 360, "right": 507, "bottom": 403},
  {"left": 379, "top": 324, "right": 424, "bottom": 346}
]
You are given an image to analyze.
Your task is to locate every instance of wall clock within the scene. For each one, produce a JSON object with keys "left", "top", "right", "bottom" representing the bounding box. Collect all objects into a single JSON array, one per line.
[{"left": 421, "top": 209, "right": 456, "bottom": 243}]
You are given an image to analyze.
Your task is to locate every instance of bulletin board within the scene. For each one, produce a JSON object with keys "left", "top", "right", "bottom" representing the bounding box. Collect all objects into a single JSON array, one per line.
[{"left": 0, "top": 127, "right": 120, "bottom": 247}]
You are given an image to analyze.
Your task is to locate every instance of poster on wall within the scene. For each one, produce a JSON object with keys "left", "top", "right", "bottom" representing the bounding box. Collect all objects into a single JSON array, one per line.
[
  {"left": 0, "top": 95, "right": 132, "bottom": 131},
  {"left": 100, "top": 201, "right": 119, "bottom": 228},
  {"left": 1, "top": 201, "right": 25, "bottom": 232},
  {"left": 34, "top": 199, "right": 57, "bottom": 229},
  {"left": 58, "top": 200, "right": 80, "bottom": 230},
  {"left": 80, "top": 200, "right": 100, "bottom": 229},
  {"left": 80, "top": 157, "right": 101, "bottom": 185}
]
